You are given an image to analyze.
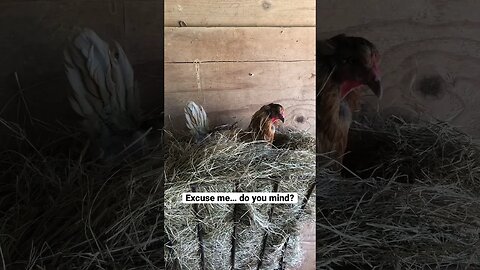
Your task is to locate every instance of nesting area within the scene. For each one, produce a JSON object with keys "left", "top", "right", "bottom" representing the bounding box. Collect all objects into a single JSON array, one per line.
[
  {"left": 317, "top": 115, "right": 480, "bottom": 269},
  {"left": 0, "top": 122, "right": 164, "bottom": 269},
  {"left": 3, "top": 113, "right": 479, "bottom": 270},
  {"left": 164, "top": 128, "right": 316, "bottom": 270}
]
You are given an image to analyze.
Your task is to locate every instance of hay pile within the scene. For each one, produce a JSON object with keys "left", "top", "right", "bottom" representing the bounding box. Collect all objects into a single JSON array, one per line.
[
  {"left": 0, "top": 120, "right": 164, "bottom": 269},
  {"left": 318, "top": 116, "right": 480, "bottom": 269},
  {"left": 164, "top": 129, "right": 316, "bottom": 270}
]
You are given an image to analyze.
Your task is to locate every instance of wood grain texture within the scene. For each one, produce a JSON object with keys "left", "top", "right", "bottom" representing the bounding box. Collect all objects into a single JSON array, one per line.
[
  {"left": 165, "top": 27, "right": 315, "bottom": 134},
  {"left": 165, "top": 0, "right": 315, "bottom": 27},
  {"left": 165, "top": 61, "right": 315, "bottom": 133},
  {"left": 318, "top": 0, "right": 480, "bottom": 137},
  {"left": 165, "top": 27, "right": 315, "bottom": 62}
]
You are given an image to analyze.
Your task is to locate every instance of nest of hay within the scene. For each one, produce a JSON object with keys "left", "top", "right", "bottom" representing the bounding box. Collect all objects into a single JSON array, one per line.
[
  {"left": 164, "top": 128, "right": 316, "bottom": 270},
  {"left": 318, "top": 116, "right": 480, "bottom": 269},
  {"left": 0, "top": 120, "right": 165, "bottom": 269}
]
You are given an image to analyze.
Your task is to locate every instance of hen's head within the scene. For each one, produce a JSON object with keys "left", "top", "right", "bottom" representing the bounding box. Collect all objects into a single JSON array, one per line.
[
  {"left": 318, "top": 34, "right": 382, "bottom": 99},
  {"left": 262, "top": 103, "right": 285, "bottom": 124}
]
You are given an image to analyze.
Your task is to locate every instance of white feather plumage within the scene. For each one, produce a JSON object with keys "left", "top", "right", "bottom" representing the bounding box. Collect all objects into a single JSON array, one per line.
[
  {"left": 184, "top": 101, "right": 209, "bottom": 142},
  {"left": 64, "top": 28, "right": 142, "bottom": 159}
]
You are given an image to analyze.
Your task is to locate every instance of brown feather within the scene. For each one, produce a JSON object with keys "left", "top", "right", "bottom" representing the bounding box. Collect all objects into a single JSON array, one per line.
[
  {"left": 247, "top": 106, "right": 274, "bottom": 143},
  {"left": 246, "top": 104, "right": 282, "bottom": 144},
  {"left": 317, "top": 80, "right": 350, "bottom": 166},
  {"left": 344, "top": 89, "right": 363, "bottom": 113},
  {"left": 317, "top": 34, "right": 382, "bottom": 168}
]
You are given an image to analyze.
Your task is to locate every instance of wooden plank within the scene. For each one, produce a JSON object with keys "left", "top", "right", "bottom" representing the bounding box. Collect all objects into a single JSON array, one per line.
[
  {"left": 165, "top": 94, "right": 315, "bottom": 135},
  {"left": 318, "top": 0, "right": 480, "bottom": 137},
  {"left": 164, "top": 61, "right": 315, "bottom": 134},
  {"left": 165, "top": 0, "right": 315, "bottom": 27},
  {"left": 165, "top": 27, "right": 315, "bottom": 134},
  {"left": 165, "top": 27, "right": 315, "bottom": 62},
  {"left": 318, "top": 0, "right": 480, "bottom": 33},
  {"left": 164, "top": 61, "right": 315, "bottom": 93}
]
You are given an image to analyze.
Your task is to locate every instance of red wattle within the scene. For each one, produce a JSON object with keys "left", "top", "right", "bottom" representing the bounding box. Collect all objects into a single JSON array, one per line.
[{"left": 340, "top": 80, "right": 363, "bottom": 99}]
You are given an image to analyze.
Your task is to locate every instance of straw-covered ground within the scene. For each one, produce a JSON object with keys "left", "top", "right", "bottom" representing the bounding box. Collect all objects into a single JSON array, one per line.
[
  {"left": 0, "top": 119, "right": 165, "bottom": 269},
  {"left": 318, "top": 115, "right": 480, "bottom": 269},
  {"left": 164, "top": 128, "right": 316, "bottom": 270},
  {"left": 3, "top": 112, "right": 480, "bottom": 270}
]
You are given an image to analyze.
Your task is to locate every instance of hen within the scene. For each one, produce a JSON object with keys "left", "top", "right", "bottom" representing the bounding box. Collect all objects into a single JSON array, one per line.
[
  {"left": 246, "top": 103, "right": 285, "bottom": 143},
  {"left": 64, "top": 28, "right": 152, "bottom": 160},
  {"left": 185, "top": 101, "right": 284, "bottom": 144},
  {"left": 317, "top": 34, "right": 382, "bottom": 166}
]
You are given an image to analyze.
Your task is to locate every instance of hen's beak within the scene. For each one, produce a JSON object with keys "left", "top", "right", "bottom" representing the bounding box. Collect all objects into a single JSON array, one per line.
[
  {"left": 367, "top": 78, "right": 382, "bottom": 99},
  {"left": 279, "top": 115, "right": 285, "bottom": 123},
  {"left": 367, "top": 63, "right": 382, "bottom": 99}
]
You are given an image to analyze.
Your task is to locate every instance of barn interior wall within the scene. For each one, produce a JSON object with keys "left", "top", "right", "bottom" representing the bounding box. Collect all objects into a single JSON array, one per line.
[{"left": 164, "top": 1, "right": 316, "bottom": 134}]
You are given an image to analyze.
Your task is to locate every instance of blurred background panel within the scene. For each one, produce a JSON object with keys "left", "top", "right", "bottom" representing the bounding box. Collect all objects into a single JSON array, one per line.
[
  {"left": 0, "top": 0, "right": 162, "bottom": 148},
  {"left": 318, "top": 0, "right": 480, "bottom": 139}
]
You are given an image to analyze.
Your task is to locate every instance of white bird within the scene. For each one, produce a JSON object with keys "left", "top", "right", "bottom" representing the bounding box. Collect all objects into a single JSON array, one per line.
[
  {"left": 64, "top": 28, "right": 149, "bottom": 160},
  {"left": 184, "top": 101, "right": 210, "bottom": 143}
]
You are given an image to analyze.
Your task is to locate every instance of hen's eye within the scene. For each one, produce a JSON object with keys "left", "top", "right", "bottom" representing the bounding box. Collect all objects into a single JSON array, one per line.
[{"left": 342, "top": 58, "right": 353, "bottom": 64}]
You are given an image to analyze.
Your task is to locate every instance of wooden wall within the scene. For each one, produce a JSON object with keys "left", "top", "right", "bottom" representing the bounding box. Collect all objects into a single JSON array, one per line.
[
  {"left": 164, "top": 1, "right": 316, "bottom": 134},
  {"left": 318, "top": 0, "right": 480, "bottom": 138},
  {"left": 0, "top": 0, "right": 162, "bottom": 147}
]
